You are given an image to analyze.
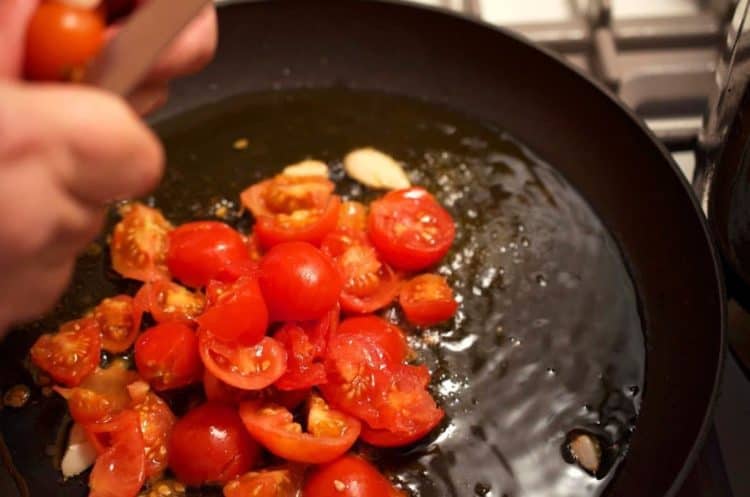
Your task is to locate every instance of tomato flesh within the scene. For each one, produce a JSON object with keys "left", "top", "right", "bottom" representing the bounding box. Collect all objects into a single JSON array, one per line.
[
  {"left": 88, "top": 410, "right": 146, "bottom": 497},
  {"left": 400, "top": 274, "right": 458, "bottom": 326},
  {"left": 239, "top": 394, "right": 360, "bottom": 464},
  {"left": 30, "top": 318, "right": 101, "bottom": 387},
  {"left": 273, "top": 324, "right": 326, "bottom": 391},
  {"left": 197, "top": 277, "right": 268, "bottom": 345},
  {"left": 224, "top": 467, "right": 300, "bottom": 497},
  {"left": 168, "top": 403, "right": 260, "bottom": 486},
  {"left": 335, "top": 316, "right": 408, "bottom": 363},
  {"left": 128, "top": 382, "right": 176, "bottom": 479},
  {"left": 110, "top": 203, "right": 173, "bottom": 282},
  {"left": 302, "top": 456, "right": 405, "bottom": 497},
  {"left": 199, "top": 333, "right": 287, "bottom": 390},
  {"left": 135, "top": 280, "right": 205, "bottom": 325},
  {"left": 368, "top": 187, "right": 455, "bottom": 271},
  {"left": 135, "top": 322, "right": 202, "bottom": 391},
  {"left": 337, "top": 201, "right": 368, "bottom": 233},
  {"left": 25, "top": 2, "right": 106, "bottom": 81}
]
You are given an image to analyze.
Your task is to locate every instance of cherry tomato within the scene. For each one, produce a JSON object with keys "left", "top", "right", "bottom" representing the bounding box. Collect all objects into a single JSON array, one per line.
[
  {"left": 203, "top": 369, "right": 250, "bottom": 405},
  {"left": 199, "top": 333, "right": 286, "bottom": 390},
  {"left": 167, "top": 221, "right": 252, "bottom": 287},
  {"left": 241, "top": 174, "right": 335, "bottom": 219},
  {"left": 110, "top": 203, "right": 173, "bottom": 282},
  {"left": 399, "top": 274, "right": 457, "bottom": 326},
  {"left": 224, "top": 467, "right": 301, "bottom": 497},
  {"left": 273, "top": 324, "right": 326, "bottom": 391},
  {"left": 134, "top": 322, "right": 202, "bottom": 391},
  {"left": 55, "top": 359, "right": 137, "bottom": 425},
  {"left": 25, "top": 2, "right": 106, "bottom": 81},
  {"left": 134, "top": 280, "right": 205, "bottom": 325},
  {"left": 30, "top": 318, "right": 101, "bottom": 387},
  {"left": 368, "top": 187, "right": 455, "bottom": 271},
  {"left": 89, "top": 295, "right": 139, "bottom": 353},
  {"left": 88, "top": 410, "right": 146, "bottom": 497},
  {"left": 335, "top": 316, "right": 408, "bottom": 363},
  {"left": 337, "top": 201, "right": 368, "bottom": 233},
  {"left": 302, "top": 456, "right": 405, "bottom": 497},
  {"left": 128, "top": 381, "right": 176, "bottom": 479},
  {"left": 168, "top": 403, "right": 260, "bottom": 486},
  {"left": 246, "top": 232, "right": 264, "bottom": 261},
  {"left": 254, "top": 196, "right": 341, "bottom": 249},
  {"left": 239, "top": 394, "right": 360, "bottom": 464},
  {"left": 197, "top": 277, "right": 268, "bottom": 345},
  {"left": 258, "top": 242, "right": 342, "bottom": 321},
  {"left": 299, "top": 303, "right": 340, "bottom": 358}
]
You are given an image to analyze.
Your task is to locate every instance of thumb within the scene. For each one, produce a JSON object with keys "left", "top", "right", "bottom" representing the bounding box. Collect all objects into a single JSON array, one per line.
[{"left": 0, "top": 0, "right": 40, "bottom": 79}]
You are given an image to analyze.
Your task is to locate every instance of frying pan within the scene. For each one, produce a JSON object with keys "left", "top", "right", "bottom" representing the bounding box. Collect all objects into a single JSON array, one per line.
[{"left": 0, "top": 1, "right": 725, "bottom": 496}]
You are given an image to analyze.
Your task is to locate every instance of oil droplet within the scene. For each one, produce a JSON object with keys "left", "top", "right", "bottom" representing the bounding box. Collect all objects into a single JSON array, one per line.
[
  {"left": 536, "top": 274, "right": 548, "bottom": 287},
  {"left": 467, "top": 209, "right": 478, "bottom": 219},
  {"left": 521, "top": 236, "right": 531, "bottom": 248},
  {"left": 627, "top": 385, "right": 640, "bottom": 396},
  {"left": 495, "top": 325, "right": 504, "bottom": 336},
  {"left": 509, "top": 336, "right": 521, "bottom": 347},
  {"left": 547, "top": 367, "right": 557, "bottom": 376},
  {"left": 474, "top": 482, "right": 491, "bottom": 496}
]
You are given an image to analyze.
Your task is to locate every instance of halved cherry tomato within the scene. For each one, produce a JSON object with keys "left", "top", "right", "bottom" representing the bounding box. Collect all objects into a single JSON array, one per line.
[
  {"left": 134, "top": 280, "right": 205, "bottom": 325},
  {"left": 25, "top": 2, "right": 106, "bottom": 81},
  {"left": 134, "top": 322, "right": 202, "bottom": 391},
  {"left": 254, "top": 196, "right": 341, "bottom": 249},
  {"left": 302, "top": 456, "right": 405, "bottom": 497},
  {"left": 239, "top": 394, "right": 360, "bottom": 464},
  {"left": 322, "top": 232, "right": 401, "bottom": 314},
  {"left": 241, "top": 174, "right": 335, "bottom": 219},
  {"left": 299, "top": 303, "right": 340, "bottom": 358},
  {"left": 167, "top": 221, "right": 252, "bottom": 287},
  {"left": 399, "top": 274, "right": 458, "bottom": 326},
  {"left": 197, "top": 277, "right": 268, "bottom": 345},
  {"left": 199, "top": 333, "right": 286, "bottom": 390},
  {"left": 89, "top": 295, "right": 138, "bottom": 353},
  {"left": 168, "top": 403, "right": 260, "bottom": 486},
  {"left": 335, "top": 316, "right": 408, "bottom": 363},
  {"left": 55, "top": 359, "right": 137, "bottom": 425},
  {"left": 368, "top": 187, "right": 455, "bottom": 271},
  {"left": 246, "top": 232, "right": 264, "bottom": 261},
  {"left": 204, "top": 370, "right": 310, "bottom": 410},
  {"left": 337, "top": 201, "right": 368, "bottom": 233},
  {"left": 128, "top": 381, "right": 176, "bottom": 479},
  {"left": 224, "top": 467, "right": 301, "bottom": 497},
  {"left": 88, "top": 410, "right": 146, "bottom": 497},
  {"left": 273, "top": 324, "right": 326, "bottom": 391},
  {"left": 30, "top": 318, "right": 101, "bottom": 387},
  {"left": 110, "top": 203, "right": 173, "bottom": 282},
  {"left": 258, "top": 242, "right": 342, "bottom": 321}
]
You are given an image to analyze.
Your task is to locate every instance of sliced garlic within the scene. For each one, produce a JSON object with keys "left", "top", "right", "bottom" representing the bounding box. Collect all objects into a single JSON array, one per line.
[
  {"left": 61, "top": 423, "right": 97, "bottom": 479},
  {"left": 343, "top": 148, "right": 411, "bottom": 190},
  {"left": 569, "top": 433, "right": 601, "bottom": 474},
  {"left": 58, "top": 0, "right": 102, "bottom": 9},
  {"left": 282, "top": 160, "right": 329, "bottom": 178}
]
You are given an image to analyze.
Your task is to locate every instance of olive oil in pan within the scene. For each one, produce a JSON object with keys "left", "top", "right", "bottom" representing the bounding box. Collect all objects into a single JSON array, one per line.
[{"left": 0, "top": 89, "right": 644, "bottom": 497}]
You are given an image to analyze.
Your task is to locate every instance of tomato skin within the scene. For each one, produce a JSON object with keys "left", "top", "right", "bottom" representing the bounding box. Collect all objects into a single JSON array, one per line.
[
  {"left": 25, "top": 2, "right": 106, "bottom": 81},
  {"left": 258, "top": 242, "right": 342, "bottom": 321},
  {"left": 273, "top": 324, "right": 327, "bottom": 391},
  {"left": 368, "top": 187, "right": 455, "bottom": 271},
  {"left": 30, "top": 318, "right": 101, "bottom": 387},
  {"left": 90, "top": 295, "right": 139, "bottom": 353},
  {"left": 335, "top": 316, "right": 408, "bottom": 363},
  {"left": 110, "top": 203, "right": 173, "bottom": 283},
  {"left": 337, "top": 201, "right": 368, "bottom": 233},
  {"left": 300, "top": 303, "right": 340, "bottom": 358},
  {"left": 134, "top": 280, "right": 205, "bottom": 326},
  {"left": 197, "top": 277, "right": 268, "bottom": 345},
  {"left": 302, "top": 456, "right": 405, "bottom": 497},
  {"left": 239, "top": 395, "right": 360, "bottom": 464},
  {"left": 399, "top": 274, "right": 457, "bottom": 326},
  {"left": 134, "top": 322, "right": 202, "bottom": 391},
  {"left": 168, "top": 403, "right": 260, "bottom": 486},
  {"left": 199, "top": 333, "right": 287, "bottom": 390},
  {"left": 88, "top": 410, "right": 146, "bottom": 497},
  {"left": 255, "top": 195, "right": 341, "bottom": 249},
  {"left": 167, "top": 221, "right": 252, "bottom": 287},
  {"left": 128, "top": 382, "right": 176, "bottom": 479},
  {"left": 359, "top": 423, "right": 437, "bottom": 448},
  {"left": 224, "top": 467, "right": 300, "bottom": 497},
  {"left": 241, "top": 175, "right": 335, "bottom": 219}
]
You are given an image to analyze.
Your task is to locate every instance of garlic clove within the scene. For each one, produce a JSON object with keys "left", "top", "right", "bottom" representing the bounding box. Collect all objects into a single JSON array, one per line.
[
  {"left": 282, "top": 160, "right": 329, "bottom": 178},
  {"left": 343, "top": 148, "right": 411, "bottom": 190},
  {"left": 61, "top": 423, "right": 97, "bottom": 479}
]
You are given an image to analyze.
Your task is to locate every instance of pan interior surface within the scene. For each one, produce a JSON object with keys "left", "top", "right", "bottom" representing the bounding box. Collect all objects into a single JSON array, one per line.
[{"left": 0, "top": 88, "right": 645, "bottom": 497}]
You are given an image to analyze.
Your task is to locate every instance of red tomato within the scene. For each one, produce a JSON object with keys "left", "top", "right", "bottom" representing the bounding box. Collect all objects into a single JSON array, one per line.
[
  {"left": 241, "top": 174, "right": 335, "bottom": 219},
  {"left": 128, "top": 382, "right": 176, "bottom": 479},
  {"left": 134, "top": 322, "right": 202, "bottom": 391},
  {"left": 322, "top": 234, "right": 401, "bottom": 314},
  {"left": 335, "top": 316, "right": 408, "bottom": 363},
  {"left": 199, "top": 333, "right": 286, "bottom": 390},
  {"left": 224, "top": 467, "right": 301, "bottom": 497},
  {"left": 246, "top": 232, "right": 264, "bottom": 261},
  {"left": 167, "top": 221, "right": 252, "bottom": 287},
  {"left": 239, "top": 394, "right": 360, "bottom": 464},
  {"left": 203, "top": 369, "right": 250, "bottom": 405},
  {"left": 273, "top": 324, "right": 326, "bottom": 391},
  {"left": 134, "top": 280, "right": 205, "bottom": 325},
  {"left": 168, "top": 403, "right": 260, "bottom": 486},
  {"left": 55, "top": 359, "right": 137, "bottom": 425},
  {"left": 254, "top": 196, "right": 341, "bottom": 249},
  {"left": 299, "top": 303, "right": 340, "bottom": 358},
  {"left": 399, "top": 274, "right": 458, "bottom": 326},
  {"left": 368, "top": 187, "right": 455, "bottom": 271},
  {"left": 302, "top": 456, "right": 405, "bottom": 497},
  {"left": 110, "top": 203, "right": 173, "bottom": 282},
  {"left": 197, "top": 277, "right": 268, "bottom": 345},
  {"left": 258, "top": 242, "right": 342, "bottom": 321},
  {"left": 360, "top": 423, "right": 438, "bottom": 448},
  {"left": 25, "top": 2, "right": 106, "bottom": 81},
  {"left": 90, "top": 295, "right": 139, "bottom": 353},
  {"left": 337, "top": 201, "right": 368, "bottom": 233},
  {"left": 30, "top": 318, "right": 101, "bottom": 387},
  {"left": 88, "top": 410, "right": 146, "bottom": 497}
]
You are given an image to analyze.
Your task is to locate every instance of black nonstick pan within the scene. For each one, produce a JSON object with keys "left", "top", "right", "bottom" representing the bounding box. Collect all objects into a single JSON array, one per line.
[{"left": 0, "top": 1, "right": 725, "bottom": 497}]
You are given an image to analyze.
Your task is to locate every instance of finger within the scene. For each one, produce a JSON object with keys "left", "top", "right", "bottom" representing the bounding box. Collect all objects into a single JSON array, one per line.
[
  {"left": 1, "top": 82, "right": 164, "bottom": 204},
  {"left": 128, "top": 82, "right": 169, "bottom": 115},
  {"left": 0, "top": 0, "right": 41, "bottom": 78}
]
